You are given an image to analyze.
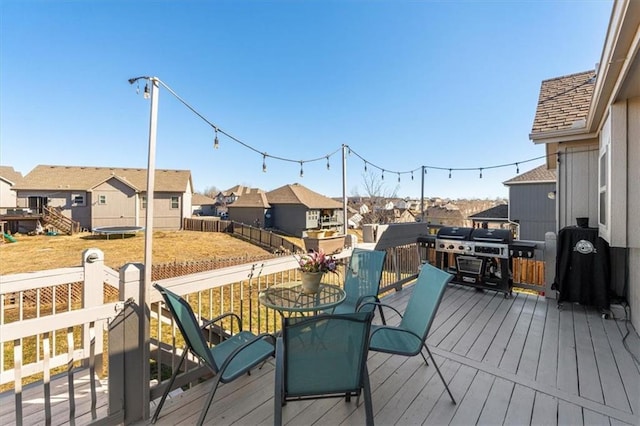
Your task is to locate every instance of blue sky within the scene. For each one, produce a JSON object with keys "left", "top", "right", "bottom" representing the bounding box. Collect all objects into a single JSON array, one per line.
[{"left": 1, "top": 0, "right": 612, "bottom": 199}]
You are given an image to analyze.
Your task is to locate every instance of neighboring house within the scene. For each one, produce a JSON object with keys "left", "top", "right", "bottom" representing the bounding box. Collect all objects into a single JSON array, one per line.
[
  {"left": 266, "top": 183, "right": 343, "bottom": 236},
  {"left": 0, "top": 166, "right": 23, "bottom": 214},
  {"left": 425, "top": 204, "right": 468, "bottom": 227},
  {"left": 529, "top": 0, "right": 639, "bottom": 330},
  {"left": 468, "top": 204, "right": 511, "bottom": 231},
  {"left": 14, "top": 165, "right": 193, "bottom": 231},
  {"left": 214, "top": 185, "right": 256, "bottom": 217},
  {"left": 362, "top": 208, "right": 415, "bottom": 225},
  {"left": 191, "top": 193, "right": 216, "bottom": 216},
  {"left": 503, "top": 165, "right": 556, "bottom": 241},
  {"left": 226, "top": 189, "right": 271, "bottom": 228}
]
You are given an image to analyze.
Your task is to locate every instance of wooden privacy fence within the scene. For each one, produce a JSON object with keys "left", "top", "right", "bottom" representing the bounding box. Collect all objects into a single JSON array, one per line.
[{"left": 182, "top": 218, "right": 304, "bottom": 253}]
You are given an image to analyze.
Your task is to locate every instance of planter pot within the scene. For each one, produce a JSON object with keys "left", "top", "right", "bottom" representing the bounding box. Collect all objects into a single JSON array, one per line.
[{"left": 301, "top": 271, "right": 323, "bottom": 294}]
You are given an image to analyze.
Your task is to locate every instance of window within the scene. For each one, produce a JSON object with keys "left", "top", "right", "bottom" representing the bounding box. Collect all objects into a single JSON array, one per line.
[
  {"left": 98, "top": 195, "right": 107, "bottom": 205},
  {"left": 72, "top": 194, "right": 85, "bottom": 206},
  {"left": 599, "top": 147, "right": 607, "bottom": 226},
  {"left": 171, "top": 196, "right": 179, "bottom": 209},
  {"left": 141, "top": 196, "right": 147, "bottom": 209}
]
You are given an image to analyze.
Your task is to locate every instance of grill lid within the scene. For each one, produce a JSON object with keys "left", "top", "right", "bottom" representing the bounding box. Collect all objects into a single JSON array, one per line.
[
  {"left": 436, "top": 227, "right": 474, "bottom": 240},
  {"left": 471, "top": 228, "right": 512, "bottom": 243}
]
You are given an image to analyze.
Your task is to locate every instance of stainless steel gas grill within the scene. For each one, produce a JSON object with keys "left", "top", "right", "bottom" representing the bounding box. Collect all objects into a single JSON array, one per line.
[{"left": 434, "top": 227, "right": 517, "bottom": 297}]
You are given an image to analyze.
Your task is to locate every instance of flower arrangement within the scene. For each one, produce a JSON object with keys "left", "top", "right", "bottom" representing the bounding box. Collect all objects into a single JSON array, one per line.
[{"left": 296, "top": 249, "right": 339, "bottom": 274}]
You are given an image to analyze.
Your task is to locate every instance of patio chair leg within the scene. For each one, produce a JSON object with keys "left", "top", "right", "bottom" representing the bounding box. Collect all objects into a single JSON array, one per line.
[
  {"left": 197, "top": 375, "right": 223, "bottom": 426},
  {"left": 419, "top": 344, "right": 429, "bottom": 366},
  {"left": 424, "top": 345, "right": 456, "bottom": 404},
  {"left": 151, "top": 349, "right": 189, "bottom": 424},
  {"left": 362, "top": 366, "right": 374, "bottom": 426},
  {"left": 377, "top": 299, "right": 387, "bottom": 325}
]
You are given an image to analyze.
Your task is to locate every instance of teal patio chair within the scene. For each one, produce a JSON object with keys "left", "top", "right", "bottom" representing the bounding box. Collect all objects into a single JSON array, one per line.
[
  {"left": 152, "top": 283, "right": 276, "bottom": 425},
  {"left": 366, "top": 263, "right": 457, "bottom": 404},
  {"left": 275, "top": 311, "right": 375, "bottom": 426},
  {"left": 326, "top": 248, "right": 386, "bottom": 321}
]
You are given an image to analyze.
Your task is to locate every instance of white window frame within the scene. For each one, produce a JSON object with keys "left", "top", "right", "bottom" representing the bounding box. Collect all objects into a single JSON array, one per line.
[
  {"left": 98, "top": 195, "right": 107, "bottom": 205},
  {"left": 171, "top": 196, "right": 180, "bottom": 209}
]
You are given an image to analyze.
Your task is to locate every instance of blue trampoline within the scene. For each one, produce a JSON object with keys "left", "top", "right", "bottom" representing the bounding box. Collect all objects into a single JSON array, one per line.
[{"left": 93, "top": 226, "right": 145, "bottom": 239}]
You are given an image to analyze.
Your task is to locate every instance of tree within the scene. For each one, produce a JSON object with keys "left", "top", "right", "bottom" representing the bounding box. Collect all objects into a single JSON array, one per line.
[{"left": 359, "top": 171, "right": 400, "bottom": 224}]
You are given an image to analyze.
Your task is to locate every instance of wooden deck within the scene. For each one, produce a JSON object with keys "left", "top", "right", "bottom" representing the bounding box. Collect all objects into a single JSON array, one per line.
[
  {"left": 147, "top": 283, "right": 640, "bottom": 426},
  {"left": 2, "top": 282, "right": 638, "bottom": 425}
]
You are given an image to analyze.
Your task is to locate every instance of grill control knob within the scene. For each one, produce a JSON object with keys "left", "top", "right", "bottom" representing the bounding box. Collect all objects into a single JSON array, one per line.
[
  {"left": 439, "top": 244, "right": 445, "bottom": 249},
  {"left": 458, "top": 245, "right": 464, "bottom": 250},
  {"left": 447, "top": 244, "right": 454, "bottom": 250}
]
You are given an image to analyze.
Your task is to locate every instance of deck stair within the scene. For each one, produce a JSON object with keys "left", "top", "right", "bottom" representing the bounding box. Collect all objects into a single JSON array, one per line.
[{"left": 42, "top": 206, "right": 81, "bottom": 235}]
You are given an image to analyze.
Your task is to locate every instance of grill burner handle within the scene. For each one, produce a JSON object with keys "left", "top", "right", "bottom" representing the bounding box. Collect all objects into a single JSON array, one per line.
[{"left": 474, "top": 237, "right": 506, "bottom": 243}]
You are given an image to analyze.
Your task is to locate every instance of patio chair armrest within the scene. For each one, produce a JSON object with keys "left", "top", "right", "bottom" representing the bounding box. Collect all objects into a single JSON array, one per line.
[
  {"left": 201, "top": 312, "right": 243, "bottom": 332},
  {"left": 355, "top": 295, "right": 379, "bottom": 309},
  {"left": 369, "top": 325, "right": 421, "bottom": 342},
  {"left": 358, "top": 301, "right": 402, "bottom": 318}
]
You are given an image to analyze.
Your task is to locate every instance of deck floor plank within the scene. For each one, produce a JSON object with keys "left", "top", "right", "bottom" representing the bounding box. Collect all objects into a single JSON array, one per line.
[
  {"left": 557, "top": 304, "right": 580, "bottom": 396},
  {"left": 476, "top": 376, "right": 513, "bottom": 426},
  {"left": 531, "top": 391, "right": 559, "bottom": 425},
  {"left": 516, "top": 296, "right": 547, "bottom": 381},
  {"left": 604, "top": 317, "right": 640, "bottom": 415},
  {"left": 558, "top": 399, "right": 584, "bottom": 425},
  {"left": 573, "top": 305, "right": 606, "bottom": 403},
  {"left": 536, "top": 296, "right": 560, "bottom": 387},
  {"left": 502, "top": 383, "right": 535, "bottom": 425},
  {"left": 499, "top": 294, "right": 536, "bottom": 373}
]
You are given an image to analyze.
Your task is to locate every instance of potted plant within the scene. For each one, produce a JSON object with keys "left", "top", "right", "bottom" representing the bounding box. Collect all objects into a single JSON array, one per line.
[{"left": 296, "top": 250, "right": 339, "bottom": 294}]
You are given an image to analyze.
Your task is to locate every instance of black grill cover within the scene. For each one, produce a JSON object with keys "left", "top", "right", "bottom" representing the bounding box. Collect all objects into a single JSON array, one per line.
[
  {"left": 471, "top": 228, "right": 513, "bottom": 244},
  {"left": 553, "top": 226, "right": 610, "bottom": 311},
  {"left": 436, "top": 227, "right": 473, "bottom": 240}
]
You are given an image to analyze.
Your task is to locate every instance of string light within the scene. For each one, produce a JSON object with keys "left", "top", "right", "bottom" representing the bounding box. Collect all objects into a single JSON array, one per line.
[
  {"left": 143, "top": 83, "right": 150, "bottom": 99},
  {"left": 128, "top": 77, "right": 565, "bottom": 184}
]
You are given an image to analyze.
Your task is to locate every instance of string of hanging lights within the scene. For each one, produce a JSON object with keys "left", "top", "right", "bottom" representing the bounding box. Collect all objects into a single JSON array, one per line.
[{"left": 129, "top": 76, "right": 560, "bottom": 181}]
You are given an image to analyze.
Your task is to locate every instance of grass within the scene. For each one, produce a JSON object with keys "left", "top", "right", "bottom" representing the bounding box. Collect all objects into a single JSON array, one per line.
[{"left": 0, "top": 230, "right": 275, "bottom": 275}]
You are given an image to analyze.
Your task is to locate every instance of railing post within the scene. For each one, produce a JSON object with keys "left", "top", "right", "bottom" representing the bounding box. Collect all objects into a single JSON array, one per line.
[
  {"left": 82, "top": 249, "right": 105, "bottom": 374},
  {"left": 544, "top": 232, "right": 557, "bottom": 299},
  {"left": 108, "top": 263, "right": 148, "bottom": 424}
]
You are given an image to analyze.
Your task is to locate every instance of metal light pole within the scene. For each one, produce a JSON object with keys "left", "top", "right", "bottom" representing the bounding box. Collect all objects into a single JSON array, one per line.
[
  {"left": 342, "top": 144, "right": 348, "bottom": 235},
  {"left": 128, "top": 75, "right": 159, "bottom": 419}
]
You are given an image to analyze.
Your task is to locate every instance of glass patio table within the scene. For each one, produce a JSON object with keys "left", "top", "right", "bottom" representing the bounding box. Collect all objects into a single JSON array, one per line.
[{"left": 258, "top": 282, "right": 346, "bottom": 317}]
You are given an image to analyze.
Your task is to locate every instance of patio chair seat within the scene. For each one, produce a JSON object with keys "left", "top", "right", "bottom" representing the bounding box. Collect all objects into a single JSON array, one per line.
[
  {"left": 369, "top": 325, "right": 423, "bottom": 356},
  {"left": 211, "top": 331, "right": 275, "bottom": 381}
]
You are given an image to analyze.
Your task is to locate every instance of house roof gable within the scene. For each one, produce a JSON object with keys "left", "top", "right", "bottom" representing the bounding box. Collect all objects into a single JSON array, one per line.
[
  {"left": 266, "top": 183, "right": 342, "bottom": 209},
  {"left": 0, "top": 166, "right": 23, "bottom": 186},
  {"left": 503, "top": 164, "right": 557, "bottom": 185},
  {"left": 468, "top": 204, "right": 509, "bottom": 220},
  {"left": 15, "top": 165, "right": 191, "bottom": 193},
  {"left": 530, "top": 70, "right": 595, "bottom": 138}
]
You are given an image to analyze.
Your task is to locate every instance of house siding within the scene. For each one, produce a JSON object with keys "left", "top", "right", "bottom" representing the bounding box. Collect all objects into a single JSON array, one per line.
[
  {"left": 91, "top": 179, "right": 137, "bottom": 229},
  {"left": 140, "top": 192, "right": 183, "bottom": 230},
  {"left": 270, "top": 204, "right": 309, "bottom": 236},
  {"left": 0, "top": 180, "right": 17, "bottom": 212},
  {"left": 558, "top": 142, "right": 599, "bottom": 229},
  {"left": 509, "top": 183, "right": 556, "bottom": 240},
  {"left": 227, "top": 207, "right": 265, "bottom": 227}
]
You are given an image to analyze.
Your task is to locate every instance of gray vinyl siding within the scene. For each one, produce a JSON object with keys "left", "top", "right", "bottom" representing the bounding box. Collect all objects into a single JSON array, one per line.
[
  {"left": 270, "top": 204, "right": 309, "bottom": 236},
  {"left": 509, "top": 183, "right": 556, "bottom": 241},
  {"left": 557, "top": 143, "right": 599, "bottom": 229},
  {"left": 92, "top": 180, "right": 137, "bottom": 228},
  {"left": 227, "top": 207, "right": 266, "bottom": 227},
  {"left": 139, "top": 192, "right": 183, "bottom": 230}
]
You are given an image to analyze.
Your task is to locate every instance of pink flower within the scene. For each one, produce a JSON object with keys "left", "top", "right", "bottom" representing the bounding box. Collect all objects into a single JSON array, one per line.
[{"left": 297, "top": 250, "right": 339, "bottom": 274}]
